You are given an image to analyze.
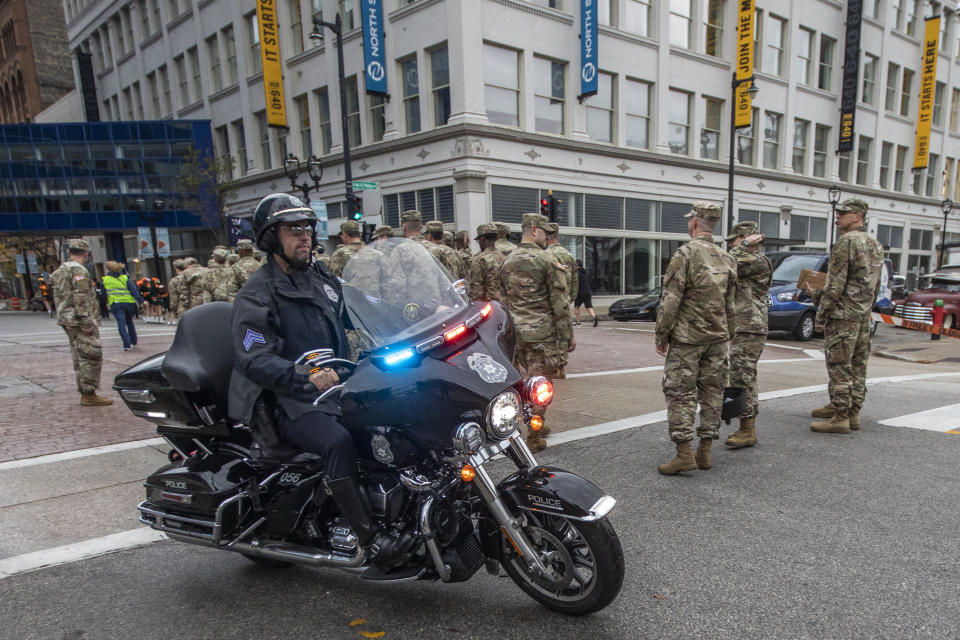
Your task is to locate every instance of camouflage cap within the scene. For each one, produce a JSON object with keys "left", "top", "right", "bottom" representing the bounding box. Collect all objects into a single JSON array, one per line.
[
  {"left": 207, "top": 259, "right": 216, "bottom": 267},
  {"left": 228, "top": 253, "right": 240, "bottom": 264},
  {"left": 545, "top": 222, "right": 560, "bottom": 235},
  {"left": 443, "top": 230, "right": 453, "bottom": 241},
  {"left": 340, "top": 220, "right": 361, "bottom": 235},
  {"left": 401, "top": 209, "right": 422, "bottom": 223},
  {"left": 725, "top": 221, "right": 759, "bottom": 241},
  {"left": 684, "top": 201, "right": 722, "bottom": 221},
  {"left": 237, "top": 238, "right": 254, "bottom": 250},
  {"left": 475, "top": 223, "right": 497, "bottom": 238},
  {"left": 424, "top": 220, "right": 445, "bottom": 234},
  {"left": 183, "top": 257, "right": 197, "bottom": 266},
  {"left": 456, "top": 229, "right": 469, "bottom": 239},
  {"left": 214, "top": 245, "right": 228, "bottom": 251},
  {"left": 836, "top": 197, "right": 869, "bottom": 218},
  {"left": 67, "top": 238, "right": 90, "bottom": 251},
  {"left": 494, "top": 222, "right": 511, "bottom": 235},
  {"left": 212, "top": 248, "right": 229, "bottom": 260},
  {"left": 371, "top": 225, "right": 393, "bottom": 239},
  {"left": 521, "top": 213, "right": 551, "bottom": 232},
  {"left": 173, "top": 258, "right": 185, "bottom": 270}
]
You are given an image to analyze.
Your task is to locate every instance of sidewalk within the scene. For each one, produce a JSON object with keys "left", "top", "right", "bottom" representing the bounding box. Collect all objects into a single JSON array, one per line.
[{"left": 873, "top": 333, "right": 960, "bottom": 363}]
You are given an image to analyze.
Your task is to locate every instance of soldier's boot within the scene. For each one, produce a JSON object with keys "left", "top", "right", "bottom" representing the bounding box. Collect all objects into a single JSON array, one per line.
[
  {"left": 555, "top": 366, "right": 567, "bottom": 379},
  {"left": 694, "top": 438, "right": 713, "bottom": 470},
  {"left": 525, "top": 430, "right": 547, "bottom": 454},
  {"left": 811, "top": 411, "right": 850, "bottom": 434},
  {"left": 848, "top": 409, "right": 861, "bottom": 430},
  {"left": 725, "top": 417, "right": 757, "bottom": 448},
  {"left": 811, "top": 404, "right": 836, "bottom": 418},
  {"left": 657, "top": 441, "right": 697, "bottom": 475},
  {"left": 80, "top": 392, "right": 114, "bottom": 407}
]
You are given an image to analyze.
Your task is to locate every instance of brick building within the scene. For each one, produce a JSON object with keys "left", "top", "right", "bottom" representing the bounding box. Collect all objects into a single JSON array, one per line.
[{"left": 0, "top": 0, "right": 74, "bottom": 123}]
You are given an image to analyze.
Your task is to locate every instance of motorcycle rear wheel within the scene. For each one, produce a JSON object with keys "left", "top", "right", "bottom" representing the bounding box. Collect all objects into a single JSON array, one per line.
[{"left": 501, "top": 513, "right": 624, "bottom": 616}]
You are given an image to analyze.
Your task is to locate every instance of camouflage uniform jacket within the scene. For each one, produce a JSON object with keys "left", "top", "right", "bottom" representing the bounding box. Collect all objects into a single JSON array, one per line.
[
  {"left": 204, "top": 264, "right": 240, "bottom": 302},
  {"left": 496, "top": 238, "right": 517, "bottom": 257},
  {"left": 500, "top": 242, "right": 572, "bottom": 345},
  {"left": 183, "top": 266, "right": 208, "bottom": 308},
  {"left": 427, "top": 242, "right": 467, "bottom": 281},
  {"left": 51, "top": 260, "right": 99, "bottom": 329},
  {"left": 729, "top": 245, "right": 773, "bottom": 335},
  {"left": 232, "top": 257, "right": 262, "bottom": 287},
  {"left": 343, "top": 246, "right": 389, "bottom": 298},
  {"left": 814, "top": 229, "right": 884, "bottom": 325},
  {"left": 468, "top": 247, "right": 506, "bottom": 302},
  {"left": 545, "top": 244, "right": 579, "bottom": 301},
  {"left": 385, "top": 240, "right": 442, "bottom": 306},
  {"left": 458, "top": 248, "right": 473, "bottom": 273},
  {"left": 329, "top": 241, "right": 364, "bottom": 277},
  {"left": 168, "top": 273, "right": 183, "bottom": 314},
  {"left": 655, "top": 236, "right": 737, "bottom": 346}
]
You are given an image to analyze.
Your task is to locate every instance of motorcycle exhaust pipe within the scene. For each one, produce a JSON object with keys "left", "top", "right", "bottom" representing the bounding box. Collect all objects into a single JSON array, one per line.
[{"left": 164, "top": 532, "right": 367, "bottom": 568}]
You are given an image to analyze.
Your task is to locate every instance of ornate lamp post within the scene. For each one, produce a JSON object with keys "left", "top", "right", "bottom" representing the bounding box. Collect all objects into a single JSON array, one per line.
[
  {"left": 726, "top": 75, "right": 759, "bottom": 233},
  {"left": 939, "top": 198, "right": 954, "bottom": 269},
  {"left": 284, "top": 153, "right": 323, "bottom": 203},
  {"left": 828, "top": 185, "right": 841, "bottom": 247}
]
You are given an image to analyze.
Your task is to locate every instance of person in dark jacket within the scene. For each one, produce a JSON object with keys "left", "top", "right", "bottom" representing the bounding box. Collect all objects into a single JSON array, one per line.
[
  {"left": 574, "top": 259, "right": 598, "bottom": 327},
  {"left": 229, "top": 193, "right": 414, "bottom": 565}
]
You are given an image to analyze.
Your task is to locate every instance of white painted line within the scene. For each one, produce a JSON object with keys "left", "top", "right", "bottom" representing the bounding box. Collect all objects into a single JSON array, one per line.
[
  {"left": 0, "top": 529, "right": 167, "bottom": 579},
  {"left": 803, "top": 349, "right": 825, "bottom": 360},
  {"left": 765, "top": 342, "right": 808, "bottom": 351},
  {"left": 613, "top": 327, "right": 655, "bottom": 333},
  {"left": 879, "top": 403, "right": 960, "bottom": 432},
  {"left": 0, "top": 438, "right": 165, "bottom": 472},
  {"left": 566, "top": 357, "right": 818, "bottom": 378}
]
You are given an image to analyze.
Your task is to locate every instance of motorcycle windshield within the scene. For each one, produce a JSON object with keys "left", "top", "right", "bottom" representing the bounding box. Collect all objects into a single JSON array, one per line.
[{"left": 340, "top": 237, "right": 469, "bottom": 350}]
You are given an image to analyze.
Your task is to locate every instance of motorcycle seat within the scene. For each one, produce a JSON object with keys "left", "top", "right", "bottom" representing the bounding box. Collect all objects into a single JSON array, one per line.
[
  {"left": 249, "top": 441, "right": 324, "bottom": 466},
  {"left": 162, "top": 302, "right": 234, "bottom": 406}
]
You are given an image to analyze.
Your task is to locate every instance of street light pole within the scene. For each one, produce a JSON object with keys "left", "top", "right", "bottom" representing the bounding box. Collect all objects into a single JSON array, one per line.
[
  {"left": 940, "top": 198, "right": 953, "bottom": 269},
  {"left": 727, "top": 73, "right": 759, "bottom": 233},
  {"left": 828, "top": 185, "right": 841, "bottom": 248},
  {"left": 284, "top": 153, "right": 323, "bottom": 203}
]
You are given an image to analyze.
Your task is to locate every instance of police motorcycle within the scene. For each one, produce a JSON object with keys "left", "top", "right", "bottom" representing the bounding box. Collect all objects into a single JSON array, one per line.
[{"left": 115, "top": 237, "right": 624, "bottom": 616}]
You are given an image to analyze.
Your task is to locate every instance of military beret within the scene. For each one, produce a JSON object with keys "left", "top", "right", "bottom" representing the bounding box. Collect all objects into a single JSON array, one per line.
[
  {"left": 183, "top": 257, "right": 197, "bottom": 266},
  {"left": 372, "top": 225, "right": 393, "bottom": 239},
  {"left": 424, "top": 220, "right": 445, "bottom": 233},
  {"left": 475, "top": 223, "right": 497, "bottom": 238},
  {"left": 212, "top": 248, "right": 229, "bottom": 260},
  {"left": 340, "top": 220, "right": 361, "bottom": 235},
  {"left": 67, "top": 238, "right": 90, "bottom": 251},
  {"left": 521, "top": 213, "right": 551, "bottom": 231},
  {"left": 173, "top": 258, "right": 185, "bottom": 269},
  {"left": 725, "top": 221, "right": 759, "bottom": 242},
  {"left": 237, "top": 239, "right": 254, "bottom": 249},
  {"left": 494, "top": 222, "right": 510, "bottom": 235},
  {"left": 401, "top": 209, "right": 422, "bottom": 223},
  {"left": 836, "top": 197, "right": 869, "bottom": 218},
  {"left": 685, "top": 201, "right": 722, "bottom": 221},
  {"left": 545, "top": 222, "right": 559, "bottom": 235}
]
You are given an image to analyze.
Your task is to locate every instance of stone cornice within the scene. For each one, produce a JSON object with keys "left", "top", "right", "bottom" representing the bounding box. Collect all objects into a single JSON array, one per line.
[
  {"left": 598, "top": 26, "right": 658, "bottom": 51},
  {"left": 389, "top": 0, "right": 445, "bottom": 22},
  {"left": 489, "top": 0, "right": 573, "bottom": 26}
]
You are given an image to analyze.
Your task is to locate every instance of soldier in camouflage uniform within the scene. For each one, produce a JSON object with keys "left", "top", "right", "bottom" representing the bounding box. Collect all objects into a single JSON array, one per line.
[
  {"left": 182, "top": 257, "right": 208, "bottom": 309},
  {"left": 655, "top": 202, "right": 737, "bottom": 475},
  {"left": 371, "top": 225, "right": 393, "bottom": 240},
  {"left": 328, "top": 220, "right": 365, "bottom": 277},
  {"left": 203, "top": 247, "right": 241, "bottom": 302},
  {"left": 167, "top": 259, "right": 185, "bottom": 320},
  {"left": 387, "top": 214, "right": 443, "bottom": 307},
  {"left": 232, "top": 239, "right": 262, "bottom": 287},
  {"left": 723, "top": 222, "right": 772, "bottom": 449},
  {"left": 495, "top": 222, "right": 517, "bottom": 256},
  {"left": 50, "top": 239, "right": 113, "bottom": 406},
  {"left": 468, "top": 223, "right": 506, "bottom": 302},
  {"left": 544, "top": 222, "right": 578, "bottom": 378},
  {"left": 424, "top": 220, "right": 467, "bottom": 281},
  {"left": 456, "top": 230, "right": 473, "bottom": 272},
  {"left": 805, "top": 198, "right": 884, "bottom": 434},
  {"left": 400, "top": 209, "right": 430, "bottom": 247},
  {"left": 500, "top": 213, "right": 574, "bottom": 452},
  {"left": 443, "top": 230, "right": 455, "bottom": 249}
]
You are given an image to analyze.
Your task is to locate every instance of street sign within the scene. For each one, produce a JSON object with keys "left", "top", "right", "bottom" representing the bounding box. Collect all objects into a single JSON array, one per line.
[{"left": 352, "top": 181, "right": 378, "bottom": 190}]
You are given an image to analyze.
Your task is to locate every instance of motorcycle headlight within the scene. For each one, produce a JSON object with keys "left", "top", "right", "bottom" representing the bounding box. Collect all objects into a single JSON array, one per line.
[
  {"left": 452, "top": 422, "right": 484, "bottom": 454},
  {"left": 485, "top": 390, "right": 523, "bottom": 440}
]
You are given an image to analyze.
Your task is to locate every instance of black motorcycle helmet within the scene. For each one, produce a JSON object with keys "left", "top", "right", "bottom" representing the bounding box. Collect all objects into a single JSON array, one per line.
[{"left": 252, "top": 193, "right": 318, "bottom": 269}]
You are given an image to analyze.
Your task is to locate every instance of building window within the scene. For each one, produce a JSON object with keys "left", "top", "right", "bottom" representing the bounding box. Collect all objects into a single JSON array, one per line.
[
  {"left": 483, "top": 44, "right": 519, "bottom": 127},
  {"left": 940, "top": 8, "right": 952, "bottom": 53},
  {"left": 147, "top": 71, "right": 160, "bottom": 118},
  {"left": 933, "top": 81, "right": 946, "bottom": 127},
  {"left": 877, "top": 224, "right": 904, "bottom": 251},
  {"left": 159, "top": 64, "right": 172, "bottom": 115},
  {"left": 294, "top": 94, "right": 311, "bottom": 156},
  {"left": 152, "top": 0, "right": 161, "bottom": 34},
  {"left": 431, "top": 46, "right": 450, "bottom": 127},
  {"left": 223, "top": 26, "right": 238, "bottom": 86},
  {"left": 856, "top": 136, "right": 872, "bottom": 186},
  {"left": 123, "top": 87, "right": 134, "bottom": 120},
  {"left": 534, "top": 57, "right": 565, "bottom": 134},
  {"left": 624, "top": 0, "right": 651, "bottom": 37},
  {"left": 737, "top": 109, "right": 758, "bottom": 166},
  {"left": 818, "top": 35, "right": 835, "bottom": 91},
  {"left": 233, "top": 119, "right": 248, "bottom": 175},
  {"left": 174, "top": 54, "right": 188, "bottom": 109},
  {"left": 670, "top": 0, "right": 693, "bottom": 48},
  {"left": 124, "top": 8, "right": 135, "bottom": 53},
  {"left": 587, "top": 72, "right": 615, "bottom": 143},
  {"left": 248, "top": 13, "right": 262, "bottom": 75},
  {"left": 738, "top": 209, "right": 781, "bottom": 238},
  {"left": 597, "top": 0, "right": 612, "bottom": 25},
  {"left": 215, "top": 125, "right": 232, "bottom": 179},
  {"left": 140, "top": 0, "right": 152, "bottom": 38},
  {"left": 114, "top": 16, "right": 126, "bottom": 57},
  {"left": 885, "top": 63, "right": 900, "bottom": 112},
  {"left": 339, "top": 0, "right": 355, "bottom": 30},
  {"left": 401, "top": 57, "right": 421, "bottom": 134},
  {"left": 255, "top": 111, "right": 272, "bottom": 170},
  {"left": 705, "top": 0, "right": 723, "bottom": 56},
  {"left": 796, "top": 27, "right": 814, "bottom": 86},
  {"left": 701, "top": 97, "right": 722, "bottom": 160},
  {"left": 926, "top": 154, "right": 939, "bottom": 196},
  {"left": 879, "top": 141, "right": 893, "bottom": 189},
  {"left": 188, "top": 47, "right": 201, "bottom": 104},
  {"left": 625, "top": 78, "right": 651, "bottom": 149},
  {"left": 762, "top": 112, "right": 781, "bottom": 169},
  {"left": 945, "top": 158, "right": 955, "bottom": 200},
  {"left": 316, "top": 87, "right": 332, "bottom": 154},
  {"left": 951, "top": 88, "right": 960, "bottom": 133},
  {"left": 792, "top": 119, "right": 809, "bottom": 175},
  {"left": 900, "top": 68, "right": 914, "bottom": 116},
  {"left": 207, "top": 35, "right": 222, "bottom": 93},
  {"left": 345, "top": 75, "right": 361, "bottom": 147},
  {"left": 103, "top": 26, "right": 113, "bottom": 66},
  {"left": 894, "top": 144, "right": 908, "bottom": 191},
  {"left": 789, "top": 214, "right": 827, "bottom": 243},
  {"left": 813, "top": 124, "right": 829, "bottom": 177},
  {"left": 367, "top": 94, "right": 385, "bottom": 142},
  {"left": 904, "top": 0, "right": 919, "bottom": 36},
  {"left": 763, "top": 14, "right": 786, "bottom": 75},
  {"left": 667, "top": 89, "right": 691, "bottom": 155},
  {"left": 288, "top": 0, "right": 303, "bottom": 55},
  {"left": 838, "top": 151, "right": 852, "bottom": 183},
  {"left": 863, "top": 0, "right": 880, "bottom": 19},
  {"left": 862, "top": 53, "right": 878, "bottom": 105}
]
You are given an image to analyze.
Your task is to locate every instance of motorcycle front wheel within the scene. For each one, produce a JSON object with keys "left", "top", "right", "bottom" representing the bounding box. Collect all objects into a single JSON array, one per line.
[{"left": 501, "top": 513, "right": 624, "bottom": 616}]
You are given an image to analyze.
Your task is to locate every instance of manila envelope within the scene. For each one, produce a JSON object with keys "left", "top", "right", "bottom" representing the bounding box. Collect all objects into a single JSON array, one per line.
[{"left": 797, "top": 268, "right": 827, "bottom": 291}]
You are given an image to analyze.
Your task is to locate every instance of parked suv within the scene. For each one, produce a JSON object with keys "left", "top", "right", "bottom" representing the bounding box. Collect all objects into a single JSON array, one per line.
[{"left": 894, "top": 266, "right": 960, "bottom": 329}]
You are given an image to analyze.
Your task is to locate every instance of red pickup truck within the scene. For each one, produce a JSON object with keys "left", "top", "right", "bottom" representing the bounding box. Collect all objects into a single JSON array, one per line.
[{"left": 894, "top": 266, "right": 960, "bottom": 329}]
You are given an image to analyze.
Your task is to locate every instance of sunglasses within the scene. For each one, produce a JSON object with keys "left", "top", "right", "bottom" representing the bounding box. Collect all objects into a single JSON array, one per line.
[{"left": 279, "top": 224, "right": 316, "bottom": 236}]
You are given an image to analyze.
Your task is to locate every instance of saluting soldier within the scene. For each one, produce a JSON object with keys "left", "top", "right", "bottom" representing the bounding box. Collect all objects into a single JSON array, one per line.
[
  {"left": 50, "top": 239, "right": 113, "bottom": 406},
  {"left": 424, "top": 221, "right": 467, "bottom": 281},
  {"left": 468, "top": 223, "right": 506, "bottom": 302},
  {"left": 494, "top": 222, "right": 517, "bottom": 256},
  {"left": 328, "top": 220, "right": 365, "bottom": 277}
]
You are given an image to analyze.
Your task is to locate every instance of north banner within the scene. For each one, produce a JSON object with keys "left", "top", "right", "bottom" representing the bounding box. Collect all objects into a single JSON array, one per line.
[
  {"left": 837, "top": 0, "right": 863, "bottom": 153},
  {"left": 578, "top": 0, "right": 598, "bottom": 100},
  {"left": 257, "top": 0, "right": 287, "bottom": 128},
  {"left": 734, "top": 0, "right": 755, "bottom": 128},
  {"left": 914, "top": 16, "right": 940, "bottom": 170},
  {"left": 362, "top": 0, "right": 387, "bottom": 96}
]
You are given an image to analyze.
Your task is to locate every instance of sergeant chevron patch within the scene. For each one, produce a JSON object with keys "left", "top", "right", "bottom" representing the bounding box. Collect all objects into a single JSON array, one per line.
[{"left": 242, "top": 328, "right": 266, "bottom": 351}]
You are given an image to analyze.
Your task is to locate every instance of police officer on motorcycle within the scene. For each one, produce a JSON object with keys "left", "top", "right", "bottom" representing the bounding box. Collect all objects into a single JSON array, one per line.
[{"left": 229, "top": 193, "right": 414, "bottom": 564}]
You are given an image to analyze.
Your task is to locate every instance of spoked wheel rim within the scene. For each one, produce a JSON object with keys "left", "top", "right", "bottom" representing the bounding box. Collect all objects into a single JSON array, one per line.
[
  {"left": 801, "top": 315, "right": 815, "bottom": 339},
  {"left": 503, "top": 514, "right": 599, "bottom": 603}
]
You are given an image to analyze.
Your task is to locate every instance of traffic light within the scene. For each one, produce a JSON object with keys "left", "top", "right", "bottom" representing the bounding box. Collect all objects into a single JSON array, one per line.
[
  {"left": 351, "top": 196, "right": 363, "bottom": 221},
  {"left": 548, "top": 193, "right": 558, "bottom": 222},
  {"left": 540, "top": 197, "right": 549, "bottom": 216}
]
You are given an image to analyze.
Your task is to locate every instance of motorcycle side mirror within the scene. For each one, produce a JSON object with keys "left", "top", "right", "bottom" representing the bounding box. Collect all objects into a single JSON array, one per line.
[{"left": 453, "top": 278, "right": 468, "bottom": 299}]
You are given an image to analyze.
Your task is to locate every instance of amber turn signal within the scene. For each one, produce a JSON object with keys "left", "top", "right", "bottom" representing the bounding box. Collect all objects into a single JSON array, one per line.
[
  {"left": 529, "top": 415, "right": 544, "bottom": 431},
  {"left": 460, "top": 464, "right": 476, "bottom": 482}
]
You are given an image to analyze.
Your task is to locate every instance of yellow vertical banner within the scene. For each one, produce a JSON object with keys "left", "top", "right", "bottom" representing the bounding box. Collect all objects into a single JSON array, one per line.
[
  {"left": 734, "top": 0, "right": 755, "bottom": 128},
  {"left": 914, "top": 16, "right": 940, "bottom": 170},
  {"left": 257, "top": 0, "right": 287, "bottom": 128}
]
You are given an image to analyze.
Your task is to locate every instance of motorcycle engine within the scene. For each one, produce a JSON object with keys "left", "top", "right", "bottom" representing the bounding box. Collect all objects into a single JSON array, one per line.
[{"left": 365, "top": 471, "right": 405, "bottom": 523}]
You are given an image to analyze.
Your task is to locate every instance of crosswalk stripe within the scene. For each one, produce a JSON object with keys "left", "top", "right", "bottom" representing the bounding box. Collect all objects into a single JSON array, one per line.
[{"left": 878, "top": 403, "right": 960, "bottom": 432}]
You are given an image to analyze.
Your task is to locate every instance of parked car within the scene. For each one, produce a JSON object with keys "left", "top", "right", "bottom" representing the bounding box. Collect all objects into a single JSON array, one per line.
[
  {"left": 894, "top": 266, "right": 960, "bottom": 329},
  {"left": 607, "top": 288, "right": 661, "bottom": 321}
]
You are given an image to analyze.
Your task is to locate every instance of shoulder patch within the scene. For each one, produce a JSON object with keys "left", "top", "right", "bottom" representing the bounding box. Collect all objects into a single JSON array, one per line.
[{"left": 242, "top": 328, "right": 266, "bottom": 351}]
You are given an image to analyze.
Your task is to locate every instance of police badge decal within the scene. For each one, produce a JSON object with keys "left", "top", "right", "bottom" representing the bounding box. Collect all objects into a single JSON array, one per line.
[{"left": 466, "top": 353, "right": 508, "bottom": 384}]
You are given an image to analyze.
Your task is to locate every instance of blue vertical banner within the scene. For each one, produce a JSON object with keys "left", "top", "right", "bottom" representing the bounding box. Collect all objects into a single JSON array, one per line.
[
  {"left": 579, "top": 0, "right": 598, "bottom": 100},
  {"left": 362, "top": 0, "right": 388, "bottom": 96}
]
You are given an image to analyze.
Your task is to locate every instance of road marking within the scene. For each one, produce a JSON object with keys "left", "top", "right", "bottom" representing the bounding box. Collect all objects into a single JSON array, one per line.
[
  {"left": 878, "top": 403, "right": 960, "bottom": 432},
  {"left": 567, "top": 357, "right": 818, "bottom": 378},
  {"left": 0, "top": 437, "right": 165, "bottom": 471},
  {"left": 0, "top": 528, "right": 167, "bottom": 579}
]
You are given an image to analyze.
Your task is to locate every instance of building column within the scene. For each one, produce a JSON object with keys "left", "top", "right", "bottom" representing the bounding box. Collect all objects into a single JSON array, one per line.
[
  {"left": 446, "top": 0, "right": 487, "bottom": 125},
  {"left": 454, "top": 168, "right": 488, "bottom": 252}
]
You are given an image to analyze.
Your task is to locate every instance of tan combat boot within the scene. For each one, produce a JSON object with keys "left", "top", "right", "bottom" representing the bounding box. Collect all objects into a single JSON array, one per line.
[
  {"left": 525, "top": 431, "right": 547, "bottom": 453},
  {"left": 555, "top": 366, "right": 567, "bottom": 379},
  {"left": 811, "top": 411, "right": 850, "bottom": 434},
  {"left": 694, "top": 438, "right": 713, "bottom": 470},
  {"left": 725, "top": 417, "right": 757, "bottom": 448},
  {"left": 80, "top": 392, "right": 114, "bottom": 407},
  {"left": 657, "top": 441, "right": 697, "bottom": 475},
  {"left": 811, "top": 404, "right": 836, "bottom": 418},
  {"left": 848, "top": 410, "right": 860, "bottom": 430}
]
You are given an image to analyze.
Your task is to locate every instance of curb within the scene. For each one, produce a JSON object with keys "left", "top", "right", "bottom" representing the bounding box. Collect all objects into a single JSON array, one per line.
[{"left": 873, "top": 350, "right": 942, "bottom": 364}]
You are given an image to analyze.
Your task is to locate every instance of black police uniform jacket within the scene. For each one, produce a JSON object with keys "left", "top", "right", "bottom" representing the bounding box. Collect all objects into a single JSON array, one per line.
[{"left": 229, "top": 256, "right": 351, "bottom": 424}]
